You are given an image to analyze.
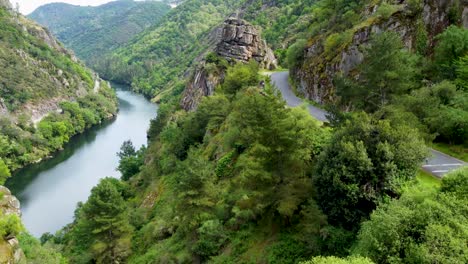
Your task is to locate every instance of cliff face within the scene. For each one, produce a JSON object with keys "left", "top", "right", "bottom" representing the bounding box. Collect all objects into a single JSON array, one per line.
[
  {"left": 293, "top": 0, "right": 468, "bottom": 104},
  {"left": 216, "top": 18, "right": 277, "bottom": 69},
  {"left": 181, "top": 17, "right": 277, "bottom": 111},
  {"left": 0, "top": 186, "right": 24, "bottom": 264}
]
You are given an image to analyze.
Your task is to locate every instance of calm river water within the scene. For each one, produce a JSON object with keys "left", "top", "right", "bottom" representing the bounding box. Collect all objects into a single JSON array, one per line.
[{"left": 6, "top": 84, "right": 157, "bottom": 237}]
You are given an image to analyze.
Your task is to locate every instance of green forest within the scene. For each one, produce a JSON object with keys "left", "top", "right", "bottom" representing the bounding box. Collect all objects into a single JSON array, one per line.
[
  {"left": 0, "top": 5, "right": 118, "bottom": 180},
  {"left": 29, "top": 0, "right": 171, "bottom": 63},
  {"left": 1, "top": 0, "right": 468, "bottom": 263}
]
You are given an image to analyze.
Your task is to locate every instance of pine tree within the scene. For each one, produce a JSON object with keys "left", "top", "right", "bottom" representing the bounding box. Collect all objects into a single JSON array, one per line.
[{"left": 76, "top": 178, "right": 132, "bottom": 263}]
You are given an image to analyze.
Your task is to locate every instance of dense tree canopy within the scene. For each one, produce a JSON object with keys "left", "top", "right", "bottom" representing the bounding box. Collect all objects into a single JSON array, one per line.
[
  {"left": 354, "top": 168, "right": 468, "bottom": 264},
  {"left": 314, "top": 112, "right": 427, "bottom": 228}
]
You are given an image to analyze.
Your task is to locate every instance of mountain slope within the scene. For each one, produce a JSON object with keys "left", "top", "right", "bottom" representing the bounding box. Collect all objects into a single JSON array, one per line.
[
  {"left": 29, "top": 0, "right": 171, "bottom": 63},
  {"left": 0, "top": 2, "right": 116, "bottom": 176}
]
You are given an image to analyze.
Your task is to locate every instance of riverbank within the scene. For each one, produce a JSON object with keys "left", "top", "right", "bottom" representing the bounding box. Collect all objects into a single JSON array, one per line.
[
  {"left": 6, "top": 85, "right": 157, "bottom": 237},
  {"left": 0, "top": 83, "right": 118, "bottom": 180}
]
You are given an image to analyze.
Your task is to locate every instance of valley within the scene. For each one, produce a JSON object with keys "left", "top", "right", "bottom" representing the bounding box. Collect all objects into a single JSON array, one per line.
[{"left": 0, "top": 0, "right": 467, "bottom": 263}]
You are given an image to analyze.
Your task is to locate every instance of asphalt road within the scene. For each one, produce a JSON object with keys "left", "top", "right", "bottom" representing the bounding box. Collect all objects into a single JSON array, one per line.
[{"left": 270, "top": 71, "right": 467, "bottom": 178}]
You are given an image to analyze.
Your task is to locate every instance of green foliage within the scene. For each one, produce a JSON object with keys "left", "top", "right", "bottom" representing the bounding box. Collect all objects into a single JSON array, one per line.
[
  {"left": 18, "top": 233, "right": 68, "bottom": 264},
  {"left": 391, "top": 81, "right": 468, "bottom": 145},
  {"left": 0, "top": 6, "right": 97, "bottom": 111},
  {"left": 194, "top": 219, "right": 228, "bottom": 257},
  {"left": 0, "top": 5, "right": 117, "bottom": 174},
  {"left": 324, "top": 32, "right": 353, "bottom": 59},
  {"left": 117, "top": 140, "right": 146, "bottom": 181},
  {"left": 455, "top": 55, "right": 468, "bottom": 90},
  {"left": 314, "top": 112, "right": 427, "bottom": 228},
  {"left": 337, "top": 31, "right": 419, "bottom": 112},
  {"left": 434, "top": 26, "right": 468, "bottom": 80},
  {"left": 354, "top": 168, "right": 468, "bottom": 263},
  {"left": 0, "top": 158, "right": 10, "bottom": 185},
  {"left": 302, "top": 256, "right": 374, "bottom": 264},
  {"left": 287, "top": 39, "right": 307, "bottom": 68},
  {"left": 222, "top": 61, "right": 260, "bottom": 95},
  {"left": 374, "top": 2, "right": 399, "bottom": 20},
  {"left": 29, "top": 1, "right": 171, "bottom": 63},
  {"left": 65, "top": 178, "right": 133, "bottom": 263},
  {"left": 96, "top": 0, "right": 245, "bottom": 96},
  {"left": 0, "top": 212, "right": 23, "bottom": 239}
]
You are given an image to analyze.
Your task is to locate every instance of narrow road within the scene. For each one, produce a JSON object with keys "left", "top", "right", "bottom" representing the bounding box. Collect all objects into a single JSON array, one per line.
[{"left": 270, "top": 71, "right": 467, "bottom": 178}]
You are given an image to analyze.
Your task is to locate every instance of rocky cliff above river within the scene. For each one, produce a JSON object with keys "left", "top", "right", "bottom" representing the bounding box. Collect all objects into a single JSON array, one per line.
[
  {"left": 0, "top": 186, "right": 24, "bottom": 264},
  {"left": 293, "top": 0, "right": 468, "bottom": 104},
  {"left": 181, "top": 17, "right": 277, "bottom": 111}
]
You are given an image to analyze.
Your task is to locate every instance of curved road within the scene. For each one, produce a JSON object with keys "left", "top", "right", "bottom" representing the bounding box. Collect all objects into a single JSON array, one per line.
[{"left": 270, "top": 71, "right": 466, "bottom": 178}]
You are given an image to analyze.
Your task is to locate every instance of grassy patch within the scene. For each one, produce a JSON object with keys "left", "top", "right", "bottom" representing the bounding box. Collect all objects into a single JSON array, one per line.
[
  {"left": 432, "top": 142, "right": 468, "bottom": 162},
  {"left": 416, "top": 170, "right": 441, "bottom": 188}
]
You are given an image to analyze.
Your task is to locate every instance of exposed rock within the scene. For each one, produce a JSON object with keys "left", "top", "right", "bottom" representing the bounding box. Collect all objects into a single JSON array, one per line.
[
  {"left": 181, "top": 17, "right": 277, "bottom": 111},
  {"left": 181, "top": 63, "right": 223, "bottom": 111},
  {"left": 463, "top": 6, "right": 468, "bottom": 28},
  {"left": 0, "top": 0, "right": 12, "bottom": 10},
  {"left": 294, "top": 0, "right": 467, "bottom": 104},
  {"left": 216, "top": 17, "right": 277, "bottom": 69},
  {"left": 0, "top": 186, "right": 25, "bottom": 264}
]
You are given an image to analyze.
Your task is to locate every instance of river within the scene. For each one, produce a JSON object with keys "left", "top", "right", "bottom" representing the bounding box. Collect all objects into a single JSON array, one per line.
[{"left": 5, "top": 84, "right": 157, "bottom": 237}]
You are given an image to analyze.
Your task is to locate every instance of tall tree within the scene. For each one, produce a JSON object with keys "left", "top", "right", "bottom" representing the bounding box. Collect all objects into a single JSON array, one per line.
[
  {"left": 337, "top": 31, "right": 418, "bottom": 112},
  {"left": 313, "top": 112, "right": 427, "bottom": 229},
  {"left": 434, "top": 25, "right": 468, "bottom": 80},
  {"left": 75, "top": 178, "right": 132, "bottom": 263}
]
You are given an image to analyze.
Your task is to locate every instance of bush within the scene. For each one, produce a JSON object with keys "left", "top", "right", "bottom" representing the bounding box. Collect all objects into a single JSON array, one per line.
[
  {"left": 0, "top": 213, "right": 23, "bottom": 238},
  {"left": 286, "top": 39, "right": 307, "bottom": 68},
  {"left": 223, "top": 61, "right": 259, "bottom": 95},
  {"left": 194, "top": 220, "right": 228, "bottom": 257}
]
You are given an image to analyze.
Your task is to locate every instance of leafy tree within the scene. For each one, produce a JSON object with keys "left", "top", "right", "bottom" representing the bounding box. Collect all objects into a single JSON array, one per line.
[
  {"left": 337, "top": 31, "right": 418, "bottom": 112},
  {"left": 223, "top": 61, "right": 259, "bottom": 95},
  {"left": 0, "top": 158, "right": 10, "bottom": 185},
  {"left": 194, "top": 219, "right": 228, "bottom": 258},
  {"left": 313, "top": 112, "right": 427, "bottom": 228},
  {"left": 455, "top": 55, "right": 468, "bottom": 90},
  {"left": 228, "top": 89, "right": 327, "bottom": 222},
  {"left": 117, "top": 140, "right": 146, "bottom": 180},
  {"left": 434, "top": 25, "right": 468, "bottom": 80},
  {"left": 354, "top": 168, "right": 468, "bottom": 264},
  {"left": 287, "top": 39, "right": 307, "bottom": 68},
  {"left": 18, "top": 233, "right": 68, "bottom": 264},
  {"left": 173, "top": 148, "right": 216, "bottom": 230},
  {"left": 73, "top": 178, "right": 133, "bottom": 263}
]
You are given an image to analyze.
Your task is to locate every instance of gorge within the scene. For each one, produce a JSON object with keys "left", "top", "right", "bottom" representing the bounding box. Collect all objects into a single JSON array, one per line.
[{"left": 6, "top": 84, "right": 157, "bottom": 237}]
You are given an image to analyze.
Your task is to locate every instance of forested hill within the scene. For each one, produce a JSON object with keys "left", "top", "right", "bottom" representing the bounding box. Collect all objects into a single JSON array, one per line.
[
  {"left": 0, "top": 2, "right": 117, "bottom": 178},
  {"left": 0, "top": 1, "right": 116, "bottom": 262},
  {"left": 7, "top": 0, "right": 468, "bottom": 263},
  {"left": 41, "top": 0, "right": 468, "bottom": 263},
  {"left": 29, "top": 0, "right": 171, "bottom": 63}
]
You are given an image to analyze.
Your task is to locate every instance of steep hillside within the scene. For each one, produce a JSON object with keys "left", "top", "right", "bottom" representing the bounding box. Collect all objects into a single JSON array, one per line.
[
  {"left": 34, "top": 0, "right": 468, "bottom": 263},
  {"left": 0, "top": 2, "right": 117, "bottom": 178},
  {"left": 95, "top": 0, "right": 248, "bottom": 97},
  {"left": 292, "top": 0, "right": 468, "bottom": 103},
  {"left": 29, "top": 0, "right": 171, "bottom": 63}
]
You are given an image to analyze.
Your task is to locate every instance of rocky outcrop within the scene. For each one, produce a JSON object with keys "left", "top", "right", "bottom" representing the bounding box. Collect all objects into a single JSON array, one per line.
[
  {"left": 0, "top": 0, "right": 12, "bottom": 10},
  {"left": 0, "top": 186, "right": 24, "bottom": 264},
  {"left": 216, "top": 17, "right": 277, "bottom": 69},
  {"left": 180, "top": 63, "right": 223, "bottom": 111},
  {"left": 181, "top": 17, "right": 277, "bottom": 111},
  {"left": 294, "top": 0, "right": 467, "bottom": 104}
]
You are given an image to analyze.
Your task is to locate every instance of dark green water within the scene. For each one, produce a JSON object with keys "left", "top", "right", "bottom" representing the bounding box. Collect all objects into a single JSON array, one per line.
[{"left": 6, "top": 84, "right": 157, "bottom": 237}]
